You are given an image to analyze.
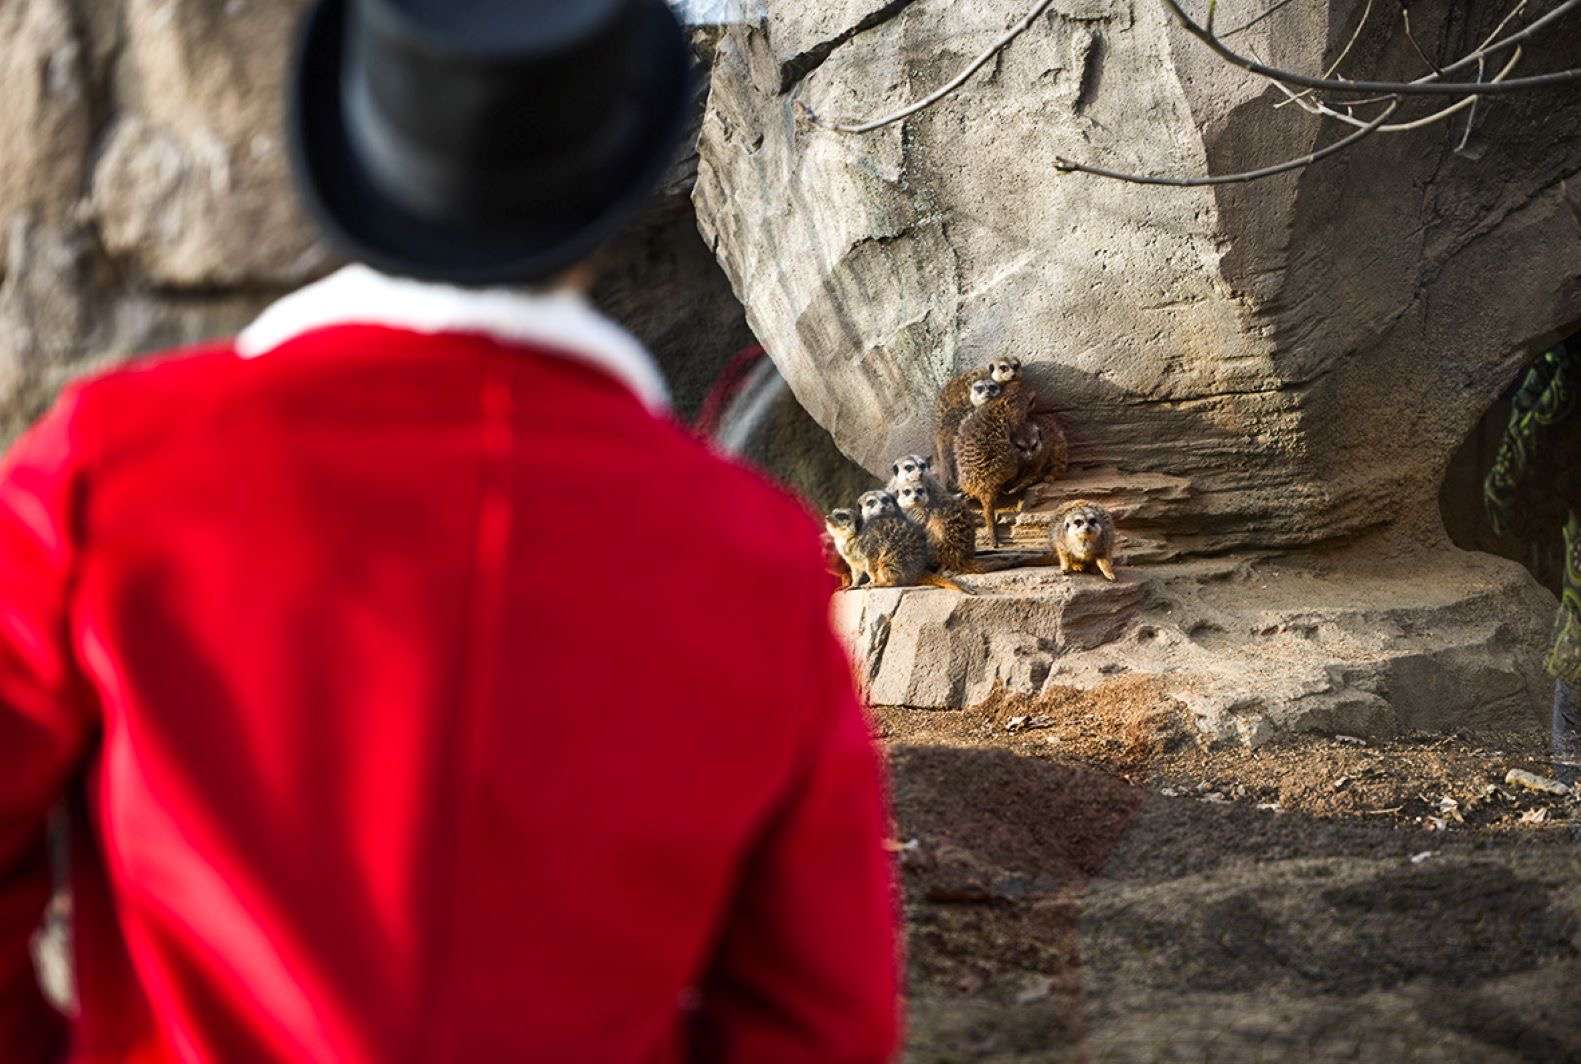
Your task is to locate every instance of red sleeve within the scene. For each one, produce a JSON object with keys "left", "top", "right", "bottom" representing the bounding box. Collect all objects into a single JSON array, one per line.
[
  {"left": 694, "top": 578, "right": 901, "bottom": 1063},
  {"left": 0, "top": 393, "right": 96, "bottom": 1061}
]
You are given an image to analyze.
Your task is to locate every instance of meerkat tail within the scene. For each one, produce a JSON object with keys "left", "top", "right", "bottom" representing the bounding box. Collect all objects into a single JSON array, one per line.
[
  {"left": 920, "top": 573, "right": 970, "bottom": 594},
  {"left": 934, "top": 432, "right": 949, "bottom": 481},
  {"left": 1049, "top": 433, "right": 1070, "bottom": 481},
  {"left": 979, "top": 495, "right": 999, "bottom": 548},
  {"left": 1096, "top": 557, "right": 1117, "bottom": 582}
]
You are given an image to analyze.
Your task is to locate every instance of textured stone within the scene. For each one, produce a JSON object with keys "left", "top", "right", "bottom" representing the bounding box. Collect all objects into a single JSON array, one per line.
[
  {"left": 92, "top": 0, "right": 328, "bottom": 286},
  {"left": 698, "top": 0, "right": 1581, "bottom": 736},
  {"left": 0, "top": 0, "right": 90, "bottom": 225},
  {"left": 695, "top": 0, "right": 1581, "bottom": 554},
  {"left": 834, "top": 545, "right": 1555, "bottom": 742}
]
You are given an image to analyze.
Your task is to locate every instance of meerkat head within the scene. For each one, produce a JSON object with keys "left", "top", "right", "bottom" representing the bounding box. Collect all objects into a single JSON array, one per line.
[
  {"left": 825, "top": 508, "right": 859, "bottom": 538},
  {"left": 890, "top": 454, "right": 933, "bottom": 487},
  {"left": 970, "top": 379, "right": 1003, "bottom": 407},
  {"left": 859, "top": 490, "right": 900, "bottom": 522},
  {"left": 989, "top": 356, "right": 1022, "bottom": 384},
  {"left": 896, "top": 484, "right": 931, "bottom": 513},
  {"left": 1062, "top": 507, "right": 1105, "bottom": 550}
]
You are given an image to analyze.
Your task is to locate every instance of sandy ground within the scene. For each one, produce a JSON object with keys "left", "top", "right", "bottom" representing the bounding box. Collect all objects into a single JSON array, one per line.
[{"left": 877, "top": 682, "right": 1581, "bottom": 1062}]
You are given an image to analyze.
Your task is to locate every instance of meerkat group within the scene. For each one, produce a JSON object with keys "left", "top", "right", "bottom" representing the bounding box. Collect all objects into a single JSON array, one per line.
[
  {"left": 825, "top": 490, "right": 966, "bottom": 592},
  {"left": 825, "top": 355, "right": 1121, "bottom": 592}
]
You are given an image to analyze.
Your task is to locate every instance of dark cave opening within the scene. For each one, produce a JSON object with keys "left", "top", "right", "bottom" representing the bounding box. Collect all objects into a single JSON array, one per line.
[{"left": 1440, "top": 331, "right": 1578, "bottom": 597}]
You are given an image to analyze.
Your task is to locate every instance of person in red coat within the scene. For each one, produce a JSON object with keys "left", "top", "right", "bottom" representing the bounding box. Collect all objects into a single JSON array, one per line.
[{"left": 0, "top": 1, "right": 900, "bottom": 1060}]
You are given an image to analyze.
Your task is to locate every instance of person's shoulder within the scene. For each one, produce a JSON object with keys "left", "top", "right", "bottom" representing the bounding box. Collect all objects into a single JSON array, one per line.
[
  {"left": 68, "top": 340, "right": 243, "bottom": 414},
  {"left": 35, "top": 341, "right": 243, "bottom": 459}
]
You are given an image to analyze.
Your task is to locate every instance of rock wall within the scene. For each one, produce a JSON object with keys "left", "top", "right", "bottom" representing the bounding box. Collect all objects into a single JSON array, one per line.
[
  {"left": 694, "top": 0, "right": 1581, "bottom": 557},
  {"left": 0, "top": 0, "right": 868, "bottom": 516},
  {"left": 0, "top": 0, "right": 325, "bottom": 447},
  {"left": 695, "top": 0, "right": 1581, "bottom": 736}
]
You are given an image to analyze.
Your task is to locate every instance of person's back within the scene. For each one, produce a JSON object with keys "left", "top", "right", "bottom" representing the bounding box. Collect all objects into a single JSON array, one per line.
[{"left": 0, "top": 1, "right": 899, "bottom": 1059}]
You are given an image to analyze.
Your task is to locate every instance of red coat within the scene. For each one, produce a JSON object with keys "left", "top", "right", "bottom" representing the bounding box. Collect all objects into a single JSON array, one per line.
[{"left": 0, "top": 270, "right": 899, "bottom": 1062}]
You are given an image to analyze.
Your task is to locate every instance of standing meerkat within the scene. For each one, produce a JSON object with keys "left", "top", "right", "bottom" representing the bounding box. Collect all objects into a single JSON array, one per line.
[
  {"left": 848, "top": 490, "right": 967, "bottom": 592},
  {"left": 824, "top": 508, "right": 866, "bottom": 589},
  {"left": 953, "top": 378, "right": 1032, "bottom": 548},
  {"left": 1050, "top": 499, "right": 1118, "bottom": 581},
  {"left": 934, "top": 356, "right": 1023, "bottom": 486},
  {"left": 895, "top": 482, "right": 979, "bottom": 574}
]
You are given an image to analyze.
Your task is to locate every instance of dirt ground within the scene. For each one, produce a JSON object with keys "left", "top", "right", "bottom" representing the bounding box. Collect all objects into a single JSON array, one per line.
[{"left": 876, "top": 680, "right": 1581, "bottom": 1063}]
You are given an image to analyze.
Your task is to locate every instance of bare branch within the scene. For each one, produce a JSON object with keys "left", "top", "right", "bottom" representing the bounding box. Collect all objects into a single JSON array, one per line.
[
  {"left": 1268, "top": 47, "right": 1523, "bottom": 132},
  {"left": 1333, "top": 0, "right": 1530, "bottom": 105},
  {"left": 1400, "top": 8, "right": 1443, "bottom": 77},
  {"left": 1273, "top": 0, "right": 1376, "bottom": 111},
  {"left": 1455, "top": 56, "right": 1487, "bottom": 153},
  {"left": 798, "top": 0, "right": 1055, "bottom": 135},
  {"left": 1220, "top": 0, "right": 1302, "bottom": 38},
  {"left": 1053, "top": 97, "right": 1402, "bottom": 186},
  {"left": 1161, "top": 0, "right": 1581, "bottom": 95}
]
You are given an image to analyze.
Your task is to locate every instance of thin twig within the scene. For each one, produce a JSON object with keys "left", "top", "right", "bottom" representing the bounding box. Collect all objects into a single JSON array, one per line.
[
  {"left": 799, "top": 0, "right": 1055, "bottom": 135},
  {"left": 1053, "top": 96, "right": 1401, "bottom": 185},
  {"left": 1456, "top": 55, "right": 1487, "bottom": 151},
  {"left": 1401, "top": 8, "right": 1443, "bottom": 76},
  {"left": 1273, "top": 0, "right": 1376, "bottom": 111},
  {"left": 1361, "top": 806, "right": 1406, "bottom": 814},
  {"left": 1268, "top": 47, "right": 1522, "bottom": 132},
  {"left": 1334, "top": 0, "right": 1529, "bottom": 104},
  {"left": 1161, "top": 0, "right": 1581, "bottom": 95},
  {"left": 1220, "top": 0, "right": 1301, "bottom": 38}
]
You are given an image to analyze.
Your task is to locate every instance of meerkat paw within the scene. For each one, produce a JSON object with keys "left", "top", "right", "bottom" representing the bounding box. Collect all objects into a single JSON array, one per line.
[{"left": 1097, "top": 558, "right": 1117, "bottom": 582}]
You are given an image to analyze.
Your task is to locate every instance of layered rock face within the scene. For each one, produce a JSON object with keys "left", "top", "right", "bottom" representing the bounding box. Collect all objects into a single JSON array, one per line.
[
  {"left": 695, "top": 0, "right": 1581, "bottom": 556},
  {"left": 696, "top": 0, "right": 1581, "bottom": 736}
]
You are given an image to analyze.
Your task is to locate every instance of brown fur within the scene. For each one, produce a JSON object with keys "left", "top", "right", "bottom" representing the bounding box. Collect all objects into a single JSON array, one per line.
[
  {"left": 824, "top": 509, "right": 867, "bottom": 589},
  {"left": 933, "top": 358, "right": 1023, "bottom": 486},
  {"left": 954, "top": 380, "right": 1034, "bottom": 548},
  {"left": 1005, "top": 411, "right": 1070, "bottom": 497},
  {"left": 888, "top": 454, "right": 950, "bottom": 499},
  {"left": 851, "top": 491, "right": 971, "bottom": 593},
  {"left": 895, "top": 483, "right": 979, "bottom": 574},
  {"left": 1050, "top": 499, "right": 1118, "bottom": 581}
]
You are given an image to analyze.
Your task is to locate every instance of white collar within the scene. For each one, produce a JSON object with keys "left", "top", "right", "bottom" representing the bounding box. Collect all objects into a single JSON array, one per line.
[{"left": 237, "top": 265, "right": 669, "bottom": 411}]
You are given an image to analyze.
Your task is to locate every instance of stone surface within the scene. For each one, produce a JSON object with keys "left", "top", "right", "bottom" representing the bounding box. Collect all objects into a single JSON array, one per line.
[
  {"left": 698, "top": 0, "right": 1581, "bottom": 735},
  {"left": 0, "top": 0, "right": 90, "bottom": 226},
  {"left": 834, "top": 542, "right": 1556, "bottom": 742},
  {"left": 92, "top": 0, "right": 327, "bottom": 287},
  {"left": 695, "top": 0, "right": 1581, "bottom": 553}
]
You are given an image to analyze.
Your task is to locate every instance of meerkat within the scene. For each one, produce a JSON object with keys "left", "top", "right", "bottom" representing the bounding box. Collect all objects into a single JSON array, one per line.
[
  {"left": 824, "top": 508, "right": 868, "bottom": 590},
  {"left": 888, "top": 453, "right": 950, "bottom": 498},
  {"left": 934, "top": 356, "right": 1024, "bottom": 486},
  {"left": 822, "top": 525, "right": 857, "bottom": 589},
  {"left": 1004, "top": 411, "right": 1070, "bottom": 498},
  {"left": 953, "top": 378, "right": 1034, "bottom": 548},
  {"left": 894, "top": 482, "right": 981, "bottom": 575},
  {"left": 1050, "top": 499, "right": 1118, "bottom": 581},
  {"left": 850, "top": 490, "right": 967, "bottom": 592}
]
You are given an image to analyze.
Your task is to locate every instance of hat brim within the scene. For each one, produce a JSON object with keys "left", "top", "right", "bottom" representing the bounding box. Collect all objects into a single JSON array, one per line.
[{"left": 289, "top": 0, "right": 695, "bottom": 287}]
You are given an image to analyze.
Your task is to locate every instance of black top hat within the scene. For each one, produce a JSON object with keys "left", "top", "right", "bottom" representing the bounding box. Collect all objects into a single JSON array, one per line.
[{"left": 290, "top": 0, "right": 694, "bottom": 287}]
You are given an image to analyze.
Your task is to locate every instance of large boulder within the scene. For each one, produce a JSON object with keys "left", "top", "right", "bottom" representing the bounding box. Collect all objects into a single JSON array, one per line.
[
  {"left": 695, "top": 0, "right": 1581, "bottom": 735},
  {"left": 695, "top": 0, "right": 1581, "bottom": 553}
]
